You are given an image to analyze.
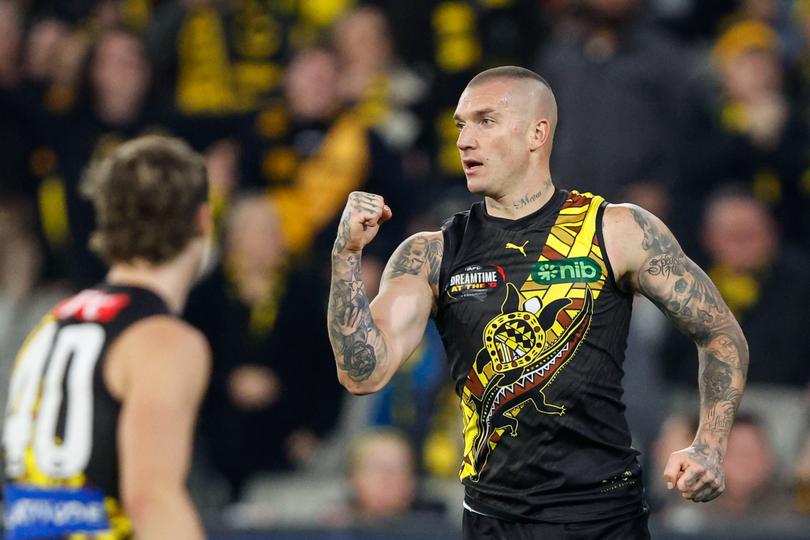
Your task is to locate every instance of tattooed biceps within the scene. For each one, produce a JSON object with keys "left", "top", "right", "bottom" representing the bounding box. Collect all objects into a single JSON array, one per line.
[
  {"left": 383, "top": 233, "right": 443, "bottom": 299},
  {"left": 630, "top": 207, "right": 727, "bottom": 342},
  {"left": 629, "top": 206, "right": 748, "bottom": 439}
]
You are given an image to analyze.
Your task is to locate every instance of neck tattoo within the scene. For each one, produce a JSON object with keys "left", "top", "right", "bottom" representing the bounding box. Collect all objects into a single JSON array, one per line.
[{"left": 513, "top": 188, "right": 545, "bottom": 210}]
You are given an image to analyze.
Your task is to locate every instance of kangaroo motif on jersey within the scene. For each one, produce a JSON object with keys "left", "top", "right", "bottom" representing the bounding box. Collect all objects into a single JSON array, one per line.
[{"left": 463, "top": 282, "right": 594, "bottom": 481}]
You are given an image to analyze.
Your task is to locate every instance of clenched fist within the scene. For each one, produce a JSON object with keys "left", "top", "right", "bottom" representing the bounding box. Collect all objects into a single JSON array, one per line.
[
  {"left": 333, "top": 192, "right": 392, "bottom": 255},
  {"left": 663, "top": 444, "right": 726, "bottom": 503}
]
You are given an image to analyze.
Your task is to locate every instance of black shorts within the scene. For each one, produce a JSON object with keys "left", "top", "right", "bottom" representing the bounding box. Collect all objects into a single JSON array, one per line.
[{"left": 462, "top": 505, "right": 651, "bottom": 540}]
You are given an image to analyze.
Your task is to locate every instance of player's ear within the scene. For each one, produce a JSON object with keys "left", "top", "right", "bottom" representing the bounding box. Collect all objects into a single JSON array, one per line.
[
  {"left": 529, "top": 119, "right": 550, "bottom": 151},
  {"left": 195, "top": 203, "right": 213, "bottom": 237}
]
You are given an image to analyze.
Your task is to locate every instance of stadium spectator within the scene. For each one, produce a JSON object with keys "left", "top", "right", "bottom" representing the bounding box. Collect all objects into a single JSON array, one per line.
[
  {"left": 664, "top": 187, "right": 810, "bottom": 389},
  {"left": 347, "top": 429, "right": 419, "bottom": 521},
  {"left": 332, "top": 6, "right": 428, "bottom": 153},
  {"left": 534, "top": 0, "right": 690, "bottom": 204},
  {"left": 680, "top": 19, "right": 810, "bottom": 249},
  {"left": 143, "top": 0, "right": 356, "bottom": 115},
  {"left": 145, "top": 0, "right": 255, "bottom": 115},
  {"left": 241, "top": 46, "right": 408, "bottom": 260},
  {"left": 24, "top": 16, "right": 71, "bottom": 87},
  {"left": 37, "top": 26, "right": 158, "bottom": 288},
  {"left": 0, "top": 1, "right": 40, "bottom": 202},
  {"left": 0, "top": 1, "right": 22, "bottom": 89},
  {"left": 310, "top": 428, "right": 447, "bottom": 527},
  {"left": 184, "top": 194, "right": 343, "bottom": 501},
  {"left": 655, "top": 413, "right": 803, "bottom": 530},
  {"left": 0, "top": 193, "right": 67, "bottom": 432}
]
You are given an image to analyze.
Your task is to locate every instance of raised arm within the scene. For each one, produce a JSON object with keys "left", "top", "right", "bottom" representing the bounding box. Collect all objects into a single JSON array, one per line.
[
  {"left": 328, "top": 192, "right": 441, "bottom": 395},
  {"left": 604, "top": 204, "right": 748, "bottom": 503}
]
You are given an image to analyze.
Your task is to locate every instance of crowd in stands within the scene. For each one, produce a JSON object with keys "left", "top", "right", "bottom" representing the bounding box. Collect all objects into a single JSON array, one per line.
[{"left": 1, "top": 0, "right": 810, "bottom": 535}]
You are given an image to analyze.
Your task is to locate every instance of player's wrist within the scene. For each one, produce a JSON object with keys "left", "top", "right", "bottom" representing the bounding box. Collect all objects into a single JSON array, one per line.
[
  {"left": 331, "top": 245, "right": 363, "bottom": 259},
  {"left": 690, "top": 433, "right": 728, "bottom": 460}
]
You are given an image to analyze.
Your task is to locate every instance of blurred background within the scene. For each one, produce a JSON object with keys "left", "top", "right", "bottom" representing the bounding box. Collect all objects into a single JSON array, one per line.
[{"left": 1, "top": 0, "right": 810, "bottom": 538}]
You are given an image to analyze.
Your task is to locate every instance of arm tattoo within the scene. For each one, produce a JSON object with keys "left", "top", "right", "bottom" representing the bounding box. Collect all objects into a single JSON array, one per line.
[
  {"left": 646, "top": 255, "right": 684, "bottom": 279},
  {"left": 333, "top": 208, "right": 351, "bottom": 254},
  {"left": 328, "top": 253, "right": 386, "bottom": 383},
  {"left": 684, "top": 440, "right": 724, "bottom": 498},
  {"left": 630, "top": 208, "right": 748, "bottom": 456},
  {"left": 631, "top": 209, "right": 726, "bottom": 342},
  {"left": 384, "top": 235, "right": 443, "bottom": 289}
]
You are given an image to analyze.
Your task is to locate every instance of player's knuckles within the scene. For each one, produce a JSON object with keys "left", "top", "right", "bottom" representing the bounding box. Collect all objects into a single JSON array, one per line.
[
  {"left": 677, "top": 472, "right": 702, "bottom": 490},
  {"left": 683, "top": 471, "right": 699, "bottom": 485},
  {"left": 698, "top": 488, "right": 720, "bottom": 502},
  {"left": 689, "top": 486, "right": 713, "bottom": 501},
  {"left": 697, "top": 479, "right": 723, "bottom": 499},
  {"left": 352, "top": 206, "right": 382, "bottom": 220},
  {"left": 694, "top": 478, "right": 714, "bottom": 492},
  {"left": 698, "top": 471, "right": 715, "bottom": 483},
  {"left": 358, "top": 210, "right": 384, "bottom": 224},
  {"left": 350, "top": 191, "right": 382, "bottom": 203}
]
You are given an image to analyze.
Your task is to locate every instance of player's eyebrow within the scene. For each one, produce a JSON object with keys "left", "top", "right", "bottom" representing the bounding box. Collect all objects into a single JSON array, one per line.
[{"left": 453, "top": 108, "right": 497, "bottom": 122}]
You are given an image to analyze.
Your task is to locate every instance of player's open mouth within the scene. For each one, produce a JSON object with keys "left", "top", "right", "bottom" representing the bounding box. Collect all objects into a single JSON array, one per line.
[{"left": 463, "top": 158, "right": 483, "bottom": 174}]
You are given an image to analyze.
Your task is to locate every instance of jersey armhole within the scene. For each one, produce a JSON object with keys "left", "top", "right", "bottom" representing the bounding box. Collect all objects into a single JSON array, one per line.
[
  {"left": 437, "top": 227, "right": 453, "bottom": 311},
  {"left": 596, "top": 201, "right": 632, "bottom": 297},
  {"left": 99, "top": 329, "right": 128, "bottom": 404},
  {"left": 438, "top": 213, "right": 466, "bottom": 298}
]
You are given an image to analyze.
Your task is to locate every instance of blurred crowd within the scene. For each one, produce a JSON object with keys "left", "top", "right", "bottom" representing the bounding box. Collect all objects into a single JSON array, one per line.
[{"left": 1, "top": 0, "right": 810, "bottom": 535}]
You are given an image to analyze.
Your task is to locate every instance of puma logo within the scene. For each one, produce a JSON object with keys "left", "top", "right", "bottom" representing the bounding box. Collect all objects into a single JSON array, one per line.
[{"left": 505, "top": 240, "right": 529, "bottom": 257}]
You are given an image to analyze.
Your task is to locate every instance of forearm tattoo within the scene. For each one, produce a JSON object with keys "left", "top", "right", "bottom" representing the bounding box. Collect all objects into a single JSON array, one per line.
[
  {"left": 333, "top": 209, "right": 351, "bottom": 255},
  {"left": 328, "top": 251, "right": 386, "bottom": 382},
  {"left": 631, "top": 208, "right": 748, "bottom": 456}
]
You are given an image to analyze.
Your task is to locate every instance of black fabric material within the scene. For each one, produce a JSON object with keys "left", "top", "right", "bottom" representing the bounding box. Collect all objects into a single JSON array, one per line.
[
  {"left": 435, "top": 189, "right": 642, "bottom": 523},
  {"left": 462, "top": 503, "right": 650, "bottom": 540}
]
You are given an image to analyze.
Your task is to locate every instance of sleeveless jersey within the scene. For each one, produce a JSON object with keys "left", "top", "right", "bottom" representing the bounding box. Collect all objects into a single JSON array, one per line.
[
  {"left": 435, "top": 189, "right": 643, "bottom": 523},
  {"left": 3, "top": 284, "right": 170, "bottom": 539}
]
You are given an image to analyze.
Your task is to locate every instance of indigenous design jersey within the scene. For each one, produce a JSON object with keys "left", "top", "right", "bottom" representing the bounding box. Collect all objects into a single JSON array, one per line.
[
  {"left": 436, "top": 189, "right": 642, "bottom": 523},
  {"left": 2, "top": 285, "right": 170, "bottom": 539}
]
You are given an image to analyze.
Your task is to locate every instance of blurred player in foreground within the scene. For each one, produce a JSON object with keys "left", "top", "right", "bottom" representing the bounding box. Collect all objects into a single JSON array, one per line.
[
  {"left": 327, "top": 67, "right": 749, "bottom": 539},
  {"left": 3, "top": 135, "right": 211, "bottom": 539}
]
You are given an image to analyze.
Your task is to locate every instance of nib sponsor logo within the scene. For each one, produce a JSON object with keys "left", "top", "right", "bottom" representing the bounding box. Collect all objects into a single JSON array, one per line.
[{"left": 531, "top": 257, "right": 601, "bottom": 285}]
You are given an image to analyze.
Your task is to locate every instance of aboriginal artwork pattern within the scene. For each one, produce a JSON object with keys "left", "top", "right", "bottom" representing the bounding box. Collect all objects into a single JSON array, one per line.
[{"left": 459, "top": 192, "right": 608, "bottom": 481}]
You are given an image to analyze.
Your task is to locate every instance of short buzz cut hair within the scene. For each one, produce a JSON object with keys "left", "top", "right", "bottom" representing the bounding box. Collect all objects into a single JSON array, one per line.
[
  {"left": 468, "top": 66, "right": 553, "bottom": 92},
  {"left": 80, "top": 134, "right": 208, "bottom": 265}
]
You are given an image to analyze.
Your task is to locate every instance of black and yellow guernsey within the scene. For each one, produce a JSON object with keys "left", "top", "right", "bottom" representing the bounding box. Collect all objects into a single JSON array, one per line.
[
  {"left": 3, "top": 285, "right": 169, "bottom": 539},
  {"left": 435, "top": 189, "right": 644, "bottom": 523}
]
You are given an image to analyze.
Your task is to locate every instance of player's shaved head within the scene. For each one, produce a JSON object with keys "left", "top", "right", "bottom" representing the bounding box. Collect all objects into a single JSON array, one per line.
[
  {"left": 468, "top": 65, "right": 551, "bottom": 90},
  {"left": 467, "top": 66, "right": 558, "bottom": 136}
]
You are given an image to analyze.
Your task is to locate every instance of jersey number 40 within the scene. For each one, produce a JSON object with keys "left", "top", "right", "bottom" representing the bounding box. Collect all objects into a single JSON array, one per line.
[{"left": 3, "top": 320, "right": 105, "bottom": 480}]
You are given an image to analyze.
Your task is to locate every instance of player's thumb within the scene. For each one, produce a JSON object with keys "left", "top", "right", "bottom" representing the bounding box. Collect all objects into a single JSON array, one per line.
[
  {"left": 662, "top": 453, "right": 686, "bottom": 490},
  {"left": 380, "top": 205, "right": 393, "bottom": 224}
]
